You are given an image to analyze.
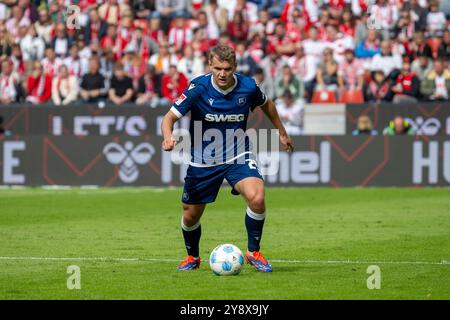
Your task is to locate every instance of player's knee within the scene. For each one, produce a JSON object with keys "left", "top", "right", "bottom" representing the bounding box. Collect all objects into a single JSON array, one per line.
[
  {"left": 182, "top": 205, "right": 201, "bottom": 226},
  {"left": 248, "top": 192, "right": 265, "bottom": 213}
]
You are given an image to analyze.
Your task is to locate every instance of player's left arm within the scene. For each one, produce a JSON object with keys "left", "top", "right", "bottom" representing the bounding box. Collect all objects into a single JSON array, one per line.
[{"left": 261, "top": 99, "right": 295, "bottom": 152}]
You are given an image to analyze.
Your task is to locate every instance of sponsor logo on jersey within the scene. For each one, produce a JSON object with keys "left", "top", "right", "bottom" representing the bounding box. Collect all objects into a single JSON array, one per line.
[
  {"left": 208, "top": 98, "right": 214, "bottom": 106},
  {"left": 204, "top": 114, "right": 245, "bottom": 122},
  {"left": 175, "top": 94, "right": 187, "bottom": 106},
  {"left": 188, "top": 83, "right": 196, "bottom": 91}
]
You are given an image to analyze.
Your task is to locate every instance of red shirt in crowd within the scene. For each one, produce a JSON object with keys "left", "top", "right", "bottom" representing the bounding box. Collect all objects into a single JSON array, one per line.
[
  {"left": 27, "top": 74, "right": 52, "bottom": 103},
  {"left": 161, "top": 72, "right": 188, "bottom": 103}
]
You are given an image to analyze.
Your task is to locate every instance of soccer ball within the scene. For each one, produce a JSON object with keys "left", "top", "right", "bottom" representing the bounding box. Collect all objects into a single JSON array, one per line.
[{"left": 209, "top": 244, "right": 244, "bottom": 276}]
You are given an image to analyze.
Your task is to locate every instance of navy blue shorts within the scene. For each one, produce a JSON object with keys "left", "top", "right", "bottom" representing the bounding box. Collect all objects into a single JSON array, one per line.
[{"left": 182, "top": 159, "right": 264, "bottom": 204}]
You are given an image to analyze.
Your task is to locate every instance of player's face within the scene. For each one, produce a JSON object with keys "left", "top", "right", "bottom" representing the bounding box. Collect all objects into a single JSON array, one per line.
[{"left": 210, "top": 55, "right": 236, "bottom": 90}]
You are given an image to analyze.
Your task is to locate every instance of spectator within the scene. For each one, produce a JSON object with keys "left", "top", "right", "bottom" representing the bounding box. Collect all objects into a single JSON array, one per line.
[
  {"left": 51, "top": 23, "right": 73, "bottom": 58},
  {"left": 288, "top": 44, "right": 317, "bottom": 101},
  {"left": 393, "top": 9, "right": 419, "bottom": 42},
  {"left": 383, "top": 116, "right": 415, "bottom": 135},
  {"left": 275, "top": 64, "right": 304, "bottom": 101},
  {"left": 177, "top": 45, "right": 205, "bottom": 80},
  {"left": 403, "top": 0, "right": 428, "bottom": 30},
  {"left": 132, "top": 0, "right": 154, "bottom": 20},
  {"left": 267, "top": 22, "right": 296, "bottom": 57},
  {"left": 168, "top": 13, "right": 193, "bottom": 52},
  {"left": 409, "top": 31, "right": 433, "bottom": 62},
  {"left": 80, "top": 57, "right": 107, "bottom": 103},
  {"left": 148, "top": 41, "right": 179, "bottom": 76},
  {"left": 235, "top": 41, "right": 258, "bottom": 76},
  {"left": 42, "top": 47, "right": 62, "bottom": 78},
  {"left": 392, "top": 60, "right": 421, "bottom": 103},
  {"left": 161, "top": 65, "right": 188, "bottom": 103},
  {"left": 339, "top": 8, "right": 356, "bottom": 38},
  {"left": 98, "top": 0, "right": 130, "bottom": 26},
  {"left": 370, "top": 40, "right": 402, "bottom": 78},
  {"left": 62, "top": 44, "right": 82, "bottom": 79},
  {"left": 368, "top": 0, "right": 398, "bottom": 40},
  {"left": 274, "top": 89, "right": 304, "bottom": 136},
  {"left": 411, "top": 53, "right": 433, "bottom": 81},
  {"left": 352, "top": 115, "right": 378, "bottom": 136},
  {"left": 136, "top": 65, "right": 164, "bottom": 107},
  {"left": 315, "top": 47, "right": 339, "bottom": 92},
  {"left": 125, "top": 27, "right": 159, "bottom": 64},
  {"left": 52, "top": 64, "right": 78, "bottom": 106},
  {"left": 6, "top": 5, "right": 30, "bottom": 43},
  {"left": 437, "top": 30, "right": 450, "bottom": 60},
  {"left": 0, "top": 59, "right": 20, "bottom": 104},
  {"left": 84, "top": 7, "right": 108, "bottom": 46},
  {"left": 0, "top": 25, "right": 13, "bottom": 58},
  {"left": 155, "top": 0, "right": 189, "bottom": 33},
  {"left": 34, "top": 8, "right": 53, "bottom": 45},
  {"left": 25, "top": 60, "right": 52, "bottom": 104},
  {"left": 108, "top": 62, "right": 134, "bottom": 105},
  {"left": 338, "top": 48, "right": 364, "bottom": 91},
  {"left": 20, "top": 25, "right": 45, "bottom": 64},
  {"left": 194, "top": 10, "right": 219, "bottom": 41},
  {"left": 355, "top": 29, "right": 381, "bottom": 59},
  {"left": 253, "top": 67, "right": 275, "bottom": 100},
  {"left": 363, "top": 69, "right": 393, "bottom": 103},
  {"left": 324, "top": 24, "right": 354, "bottom": 64},
  {"left": 420, "top": 59, "right": 450, "bottom": 101},
  {"left": 227, "top": 11, "right": 249, "bottom": 43},
  {"left": 302, "top": 26, "right": 326, "bottom": 61},
  {"left": 426, "top": 0, "right": 447, "bottom": 38}
]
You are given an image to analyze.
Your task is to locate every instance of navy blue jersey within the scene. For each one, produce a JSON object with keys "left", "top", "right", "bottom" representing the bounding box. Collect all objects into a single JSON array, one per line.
[{"left": 170, "top": 73, "right": 268, "bottom": 166}]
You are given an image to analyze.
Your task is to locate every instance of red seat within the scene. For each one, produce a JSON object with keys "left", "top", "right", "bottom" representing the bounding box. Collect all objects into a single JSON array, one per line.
[
  {"left": 311, "top": 90, "right": 337, "bottom": 103},
  {"left": 426, "top": 37, "right": 443, "bottom": 59},
  {"left": 339, "top": 90, "right": 365, "bottom": 103}
]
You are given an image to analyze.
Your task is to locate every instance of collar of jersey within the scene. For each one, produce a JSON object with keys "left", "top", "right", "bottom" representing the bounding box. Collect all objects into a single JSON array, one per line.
[{"left": 210, "top": 73, "right": 238, "bottom": 95}]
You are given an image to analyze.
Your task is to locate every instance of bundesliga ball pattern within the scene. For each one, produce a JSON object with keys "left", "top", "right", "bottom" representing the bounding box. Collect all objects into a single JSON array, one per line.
[{"left": 209, "top": 244, "right": 244, "bottom": 276}]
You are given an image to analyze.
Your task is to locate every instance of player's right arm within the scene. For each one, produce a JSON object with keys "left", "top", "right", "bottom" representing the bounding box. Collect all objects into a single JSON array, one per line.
[{"left": 161, "top": 109, "right": 179, "bottom": 151}]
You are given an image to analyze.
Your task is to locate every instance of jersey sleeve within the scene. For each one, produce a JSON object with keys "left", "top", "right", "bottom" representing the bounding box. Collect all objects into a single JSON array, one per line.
[
  {"left": 170, "top": 81, "right": 202, "bottom": 118},
  {"left": 250, "top": 82, "right": 268, "bottom": 112}
]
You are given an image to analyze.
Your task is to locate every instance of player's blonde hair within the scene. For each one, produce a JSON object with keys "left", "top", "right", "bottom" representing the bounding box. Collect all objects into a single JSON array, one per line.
[{"left": 208, "top": 45, "right": 236, "bottom": 65}]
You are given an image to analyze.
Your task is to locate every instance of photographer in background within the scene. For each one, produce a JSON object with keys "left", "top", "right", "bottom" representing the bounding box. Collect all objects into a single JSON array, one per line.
[{"left": 383, "top": 116, "right": 415, "bottom": 135}]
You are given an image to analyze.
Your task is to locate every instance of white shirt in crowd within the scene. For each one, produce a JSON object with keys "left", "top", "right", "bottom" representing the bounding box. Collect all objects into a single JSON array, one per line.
[
  {"left": 20, "top": 35, "right": 45, "bottom": 61},
  {"left": 426, "top": 11, "right": 447, "bottom": 33},
  {"left": 275, "top": 98, "right": 304, "bottom": 136},
  {"left": 325, "top": 35, "right": 355, "bottom": 64},
  {"left": 435, "top": 75, "right": 449, "bottom": 99},
  {"left": 52, "top": 75, "right": 79, "bottom": 106},
  {"left": 288, "top": 54, "right": 318, "bottom": 83},
  {"left": 0, "top": 72, "right": 19, "bottom": 102},
  {"left": 302, "top": 39, "right": 327, "bottom": 61},
  {"left": 177, "top": 56, "right": 204, "bottom": 80},
  {"left": 370, "top": 53, "right": 402, "bottom": 77}
]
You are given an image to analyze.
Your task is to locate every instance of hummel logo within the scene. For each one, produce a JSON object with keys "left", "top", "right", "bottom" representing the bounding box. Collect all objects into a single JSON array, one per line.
[
  {"left": 188, "top": 83, "right": 196, "bottom": 90},
  {"left": 208, "top": 98, "right": 214, "bottom": 106}
]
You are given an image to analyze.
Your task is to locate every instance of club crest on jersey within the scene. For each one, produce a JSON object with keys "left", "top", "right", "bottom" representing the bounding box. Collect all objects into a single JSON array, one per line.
[
  {"left": 175, "top": 94, "right": 187, "bottom": 106},
  {"left": 237, "top": 96, "right": 246, "bottom": 106}
]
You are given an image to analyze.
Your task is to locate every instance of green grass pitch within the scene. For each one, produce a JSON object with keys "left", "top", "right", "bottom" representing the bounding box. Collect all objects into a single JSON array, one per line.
[{"left": 0, "top": 187, "right": 449, "bottom": 299}]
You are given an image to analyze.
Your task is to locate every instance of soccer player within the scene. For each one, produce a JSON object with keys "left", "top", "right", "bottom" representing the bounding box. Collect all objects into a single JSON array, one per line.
[{"left": 161, "top": 45, "right": 294, "bottom": 272}]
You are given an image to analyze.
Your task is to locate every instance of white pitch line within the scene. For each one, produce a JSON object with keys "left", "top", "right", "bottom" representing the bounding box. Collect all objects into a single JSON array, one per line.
[{"left": 0, "top": 256, "right": 449, "bottom": 266}]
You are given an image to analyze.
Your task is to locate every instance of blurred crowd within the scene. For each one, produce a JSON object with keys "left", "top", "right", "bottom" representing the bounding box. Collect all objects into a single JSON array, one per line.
[{"left": 0, "top": 0, "right": 449, "bottom": 115}]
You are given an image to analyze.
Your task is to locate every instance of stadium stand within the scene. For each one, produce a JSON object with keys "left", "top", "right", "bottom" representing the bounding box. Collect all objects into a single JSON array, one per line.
[{"left": 0, "top": 0, "right": 448, "bottom": 110}]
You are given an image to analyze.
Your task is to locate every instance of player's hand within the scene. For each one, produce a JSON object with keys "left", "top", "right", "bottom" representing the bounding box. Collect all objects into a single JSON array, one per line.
[
  {"left": 162, "top": 137, "right": 177, "bottom": 151},
  {"left": 280, "top": 133, "right": 294, "bottom": 153}
]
